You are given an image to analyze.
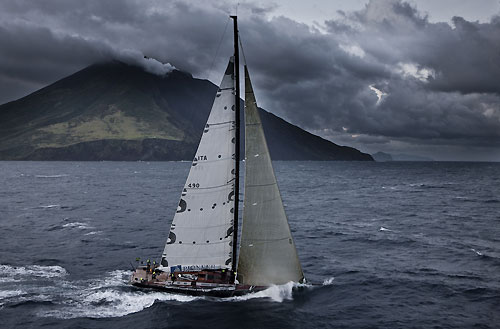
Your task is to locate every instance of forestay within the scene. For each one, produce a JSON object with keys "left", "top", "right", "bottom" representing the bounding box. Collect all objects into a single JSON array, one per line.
[
  {"left": 161, "top": 58, "right": 236, "bottom": 272},
  {"left": 237, "top": 66, "right": 304, "bottom": 285}
]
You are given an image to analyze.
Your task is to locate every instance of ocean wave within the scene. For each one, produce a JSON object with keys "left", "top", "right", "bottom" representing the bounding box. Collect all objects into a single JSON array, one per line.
[
  {"left": 453, "top": 196, "right": 475, "bottom": 202},
  {"left": 409, "top": 182, "right": 454, "bottom": 189},
  {"left": 39, "top": 204, "right": 61, "bottom": 209},
  {"left": 0, "top": 289, "right": 26, "bottom": 300},
  {"left": 35, "top": 174, "right": 69, "bottom": 178},
  {"left": 0, "top": 277, "right": 21, "bottom": 283},
  {"left": 471, "top": 248, "right": 483, "bottom": 256},
  {"left": 323, "top": 277, "right": 335, "bottom": 285},
  {"left": 62, "top": 222, "right": 92, "bottom": 230},
  {"left": 84, "top": 231, "right": 103, "bottom": 236},
  {"left": 468, "top": 249, "right": 500, "bottom": 262},
  {"left": 0, "top": 289, "right": 27, "bottom": 307},
  {"left": 341, "top": 233, "right": 417, "bottom": 247},
  {"left": 0, "top": 264, "right": 67, "bottom": 279},
  {"left": 381, "top": 186, "right": 399, "bottom": 190}
]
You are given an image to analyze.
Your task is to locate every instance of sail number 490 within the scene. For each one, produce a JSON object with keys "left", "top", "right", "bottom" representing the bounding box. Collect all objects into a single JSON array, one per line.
[{"left": 188, "top": 183, "right": 200, "bottom": 188}]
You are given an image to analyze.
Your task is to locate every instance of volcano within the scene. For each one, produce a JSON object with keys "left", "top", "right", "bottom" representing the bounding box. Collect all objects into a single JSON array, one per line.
[{"left": 0, "top": 61, "right": 373, "bottom": 161}]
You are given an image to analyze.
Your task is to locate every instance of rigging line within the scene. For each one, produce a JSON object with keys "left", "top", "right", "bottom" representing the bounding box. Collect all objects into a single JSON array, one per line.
[
  {"left": 208, "top": 17, "right": 231, "bottom": 83},
  {"left": 238, "top": 33, "right": 248, "bottom": 66}
]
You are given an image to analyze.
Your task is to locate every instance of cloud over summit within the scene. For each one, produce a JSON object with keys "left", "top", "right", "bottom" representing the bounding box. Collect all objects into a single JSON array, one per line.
[{"left": 0, "top": 0, "right": 499, "bottom": 160}]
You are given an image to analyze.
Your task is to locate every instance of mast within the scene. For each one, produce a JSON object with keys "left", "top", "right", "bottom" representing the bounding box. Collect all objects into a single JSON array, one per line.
[{"left": 230, "top": 15, "right": 240, "bottom": 276}]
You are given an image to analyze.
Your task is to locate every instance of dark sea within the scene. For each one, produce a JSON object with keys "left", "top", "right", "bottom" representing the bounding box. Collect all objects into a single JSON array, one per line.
[{"left": 1, "top": 161, "right": 499, "bottom": 328}]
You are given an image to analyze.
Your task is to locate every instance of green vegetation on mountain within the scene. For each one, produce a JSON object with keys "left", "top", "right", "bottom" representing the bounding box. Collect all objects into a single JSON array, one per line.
[{"left": 0, "top": 61, "right": 373, "bottom": 161}]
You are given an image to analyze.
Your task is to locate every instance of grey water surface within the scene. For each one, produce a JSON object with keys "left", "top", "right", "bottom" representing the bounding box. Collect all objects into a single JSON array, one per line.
[{"left": 0, "top": 161, "right": 499, "bottom": 328}]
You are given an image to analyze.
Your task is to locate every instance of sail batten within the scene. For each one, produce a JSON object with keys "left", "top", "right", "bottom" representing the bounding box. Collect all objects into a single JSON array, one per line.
[
  {"left": 160, "top": 58, "right": 236, "bottom": 272},
  {"left": 237, "top": 66, "right": 304, "bottom": 285}
]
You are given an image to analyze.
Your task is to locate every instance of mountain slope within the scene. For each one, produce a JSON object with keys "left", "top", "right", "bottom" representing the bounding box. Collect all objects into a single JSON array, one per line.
[{"left": 0, "top": 61, "right": 373, "bottom": 161}]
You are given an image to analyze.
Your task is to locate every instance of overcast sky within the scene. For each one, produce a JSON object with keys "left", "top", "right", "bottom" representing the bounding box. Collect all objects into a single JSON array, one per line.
[{"left": 1, "top": 0, "right": 499, "bottom": 161}]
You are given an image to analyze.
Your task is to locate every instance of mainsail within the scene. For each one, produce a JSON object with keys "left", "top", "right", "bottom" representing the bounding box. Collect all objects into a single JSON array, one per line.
[
  {"left": 161, "top": 58, "right": 237, "bottom": 272},
  {"left": 237, "top": 66, "right": 304, "bottom": 285}
]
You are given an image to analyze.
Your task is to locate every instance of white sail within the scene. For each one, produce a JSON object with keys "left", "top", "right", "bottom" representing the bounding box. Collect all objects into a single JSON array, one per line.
[
  {"left": 237, "top": 66, "right": 304, "bottom": 285},
  {"left": 161, "top": 58, "right": 236, "bottom": 272}
]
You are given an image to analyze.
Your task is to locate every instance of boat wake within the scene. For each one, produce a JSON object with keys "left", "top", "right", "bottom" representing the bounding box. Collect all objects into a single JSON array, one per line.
[
  {"left": 0, "top": 264, "right": 67, "bottom": 280},
  {"left": 39, "top": 270, "right": 198, "bottom": 319},
  {"left": 0, "top": 289, "right": 26, "bottom": 301},
  {"left": 1, "top": 264, "right": 335, "bottom": 318},
  {"left": 40, "top": 286, "right": 198, "bottom": 319},
  {"left": 0, "top": 265, "right": 197, "bottom": 318}
]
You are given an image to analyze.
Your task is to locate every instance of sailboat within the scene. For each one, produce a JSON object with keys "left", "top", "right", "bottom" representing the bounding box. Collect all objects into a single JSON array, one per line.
[{"left": 130, "top": 16, "right": 305, "bottom": 297}]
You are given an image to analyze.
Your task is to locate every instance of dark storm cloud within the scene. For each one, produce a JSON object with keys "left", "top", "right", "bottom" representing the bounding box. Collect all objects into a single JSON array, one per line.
[
  {"left": 235, "top": 0, "right": 500, "bottom": 158},
  {"left": 0, "top": 0, "right": 233, "bottom": 101},
  {"left": 0, "top": 0, "right": 499, "bottom": 160},
  {"left": 0, "top": 24, "right": 111, "bottom": 83},
  {"left": 331, "top": 2, "right": 500, "bottom": 95}
]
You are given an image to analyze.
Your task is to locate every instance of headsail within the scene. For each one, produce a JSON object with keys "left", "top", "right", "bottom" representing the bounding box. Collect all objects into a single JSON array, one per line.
[
  {"left": 161, "top": 58, "right": 237, "bottom": 272},
  {"left": 237, "top": 66, "right": 304, "bottom": 285}
]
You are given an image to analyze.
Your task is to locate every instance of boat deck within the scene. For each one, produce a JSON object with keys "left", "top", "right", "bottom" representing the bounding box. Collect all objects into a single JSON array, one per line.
[{"left": 130, "top": 267, "right": 266, "bottom": 297}]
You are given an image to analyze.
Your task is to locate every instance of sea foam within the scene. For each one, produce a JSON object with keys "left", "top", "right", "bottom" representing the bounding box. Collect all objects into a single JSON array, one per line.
[{"left": 0, "top": 264, "right": 67, "bottom": 279}]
